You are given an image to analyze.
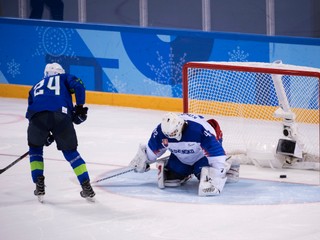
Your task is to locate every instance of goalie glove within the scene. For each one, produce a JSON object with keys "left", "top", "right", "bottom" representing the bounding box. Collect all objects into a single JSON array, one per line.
[{"left": 129, "top": 143, "right": 151, "bottom": 173}]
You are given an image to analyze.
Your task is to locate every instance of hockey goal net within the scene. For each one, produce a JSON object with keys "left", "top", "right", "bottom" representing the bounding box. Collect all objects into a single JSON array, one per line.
[{"left": 182, "top": 61, "right": 319, "bottom": 170}]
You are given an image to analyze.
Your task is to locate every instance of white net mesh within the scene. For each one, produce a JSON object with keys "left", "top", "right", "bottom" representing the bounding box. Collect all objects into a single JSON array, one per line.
[{"left": 184, "top": 62, "right": 319, "bottom": 169}]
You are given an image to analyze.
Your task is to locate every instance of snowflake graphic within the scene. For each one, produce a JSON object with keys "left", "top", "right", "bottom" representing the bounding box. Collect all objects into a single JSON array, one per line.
[
  {"left": 33, "top": 26, "right": 77, "bottom": 60},
  {"left": 142, "top": 78, "right": 171, "bottom": 96},
  {"left": 7, "top": 59, "right": 20, "bottom": 78},
  {"left": 108, "top": 75, "right": 127, "bottom": 92},
  {"left": 228, "top": 46, "right": 249, "bottom": 62},
  {"left": 147, "top": 48, "right": 187, "bottom": 85}
]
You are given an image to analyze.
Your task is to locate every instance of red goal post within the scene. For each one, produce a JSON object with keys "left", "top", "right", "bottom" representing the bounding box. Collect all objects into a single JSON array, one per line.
[{"left": 182, "top": 61, "right": 320, "bottom": 169}]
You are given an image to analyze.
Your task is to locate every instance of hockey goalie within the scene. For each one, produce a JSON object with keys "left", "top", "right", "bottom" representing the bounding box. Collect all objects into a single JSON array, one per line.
[{"left": 129, "top": 112, "right": 240, "bottom": 196}]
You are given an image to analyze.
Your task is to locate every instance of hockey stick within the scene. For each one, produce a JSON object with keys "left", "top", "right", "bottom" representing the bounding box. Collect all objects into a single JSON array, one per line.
[
  {"left": 93, "top": 167, "right": 135, "bottom": 183},
  {"left": 0, "top": 151, "right": 29, "bottom": 174},
  {"left": 93, "top": 155, "right": 170, "bottom": 184}
]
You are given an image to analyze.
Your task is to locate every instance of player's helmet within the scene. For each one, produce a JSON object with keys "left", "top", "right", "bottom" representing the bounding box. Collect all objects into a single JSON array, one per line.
[
  {"left": 44, "top": 62, "right": 65, "bottom": 77},
  {"left": 161, "top": 112, "right": 185, "bottom": 141}
]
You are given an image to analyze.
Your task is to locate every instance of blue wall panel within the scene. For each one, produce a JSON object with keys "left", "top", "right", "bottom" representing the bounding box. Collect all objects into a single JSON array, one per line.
[{"left": 0, "top": 18, "right": 319, "bottom": 101}]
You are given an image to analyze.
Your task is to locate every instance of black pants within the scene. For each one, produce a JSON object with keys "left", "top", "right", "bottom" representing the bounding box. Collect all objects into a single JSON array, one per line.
[
  {"left": 29, "top": 0, "right": 64, "bottom": 20},
  {"left": 27, "top": 111, "right": 77, "bottom": 150}
]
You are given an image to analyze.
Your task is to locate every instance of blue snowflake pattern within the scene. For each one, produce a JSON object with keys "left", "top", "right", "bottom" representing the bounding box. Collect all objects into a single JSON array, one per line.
[
  {"left": 228, "top": 46, "right": 249, "bottom": 62},
  {"left": 147, "top": 48, "right": 187, "bottom": 85},
  {"left": 108, "top": 75, "right": 127, "bottom": 92},
  {"left": 7, "top": 59, "right": 20, "bottom": 78},
  {"left": 33, "top": 27, "right": 77, "bottom": 59},
  {"left": 147, "top": 48, "right": 187, "bottom": 97}
]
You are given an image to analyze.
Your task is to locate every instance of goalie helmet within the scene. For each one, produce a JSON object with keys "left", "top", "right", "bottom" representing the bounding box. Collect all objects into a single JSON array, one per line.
[
  {"left": 161, "top": 112, "right": 185, "bottom": 141},
  {"left": 44, "top": 62, "right": 65, "bottom": 77}
]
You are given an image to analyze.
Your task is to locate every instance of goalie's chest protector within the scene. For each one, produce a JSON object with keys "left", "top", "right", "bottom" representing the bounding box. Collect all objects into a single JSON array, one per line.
[{"left": 166, "top": 121, "right": 224, "bottom": 165}]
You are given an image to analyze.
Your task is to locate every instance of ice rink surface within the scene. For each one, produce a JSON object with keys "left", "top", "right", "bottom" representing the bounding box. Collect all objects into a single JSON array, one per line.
[{"left": 0, "top": 97, "right": 319, "bottom": 240}]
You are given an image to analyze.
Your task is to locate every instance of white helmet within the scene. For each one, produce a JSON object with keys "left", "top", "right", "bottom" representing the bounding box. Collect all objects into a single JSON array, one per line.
[
  {"left": 161, "top": 112, "right": 185, "bottom": 141},
  {"left": 44, "top": 62, "right": 65, "bottom": 77}
]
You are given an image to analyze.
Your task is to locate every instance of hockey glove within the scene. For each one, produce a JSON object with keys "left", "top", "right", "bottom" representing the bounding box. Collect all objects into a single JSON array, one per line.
[
  {"left": 73, "top": 105, "right": 88, "bottom": 125},
  {"left": 44, "top": 133, "right": 54, "bottom": 146},
  {"left": 129, "top": 143, "right": 151, "bottom": 173}
]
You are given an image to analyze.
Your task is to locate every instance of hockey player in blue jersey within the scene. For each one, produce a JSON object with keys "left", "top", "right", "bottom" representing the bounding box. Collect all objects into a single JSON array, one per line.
[
  {"left": 129, "top": 112, "right": 239, "bottom": 196},
  {"left": 26, "top": 62, "right": 95, "bottom": 201}
]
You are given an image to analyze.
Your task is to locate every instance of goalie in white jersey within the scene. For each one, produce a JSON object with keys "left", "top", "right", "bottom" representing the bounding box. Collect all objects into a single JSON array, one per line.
[{"left": 129, "top": 112, "right": 240, "bottom": 196}]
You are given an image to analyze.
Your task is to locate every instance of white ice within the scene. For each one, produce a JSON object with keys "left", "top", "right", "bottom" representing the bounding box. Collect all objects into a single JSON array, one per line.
[{"left": 0, "top": 97, "right": 319, "bottom": 240}]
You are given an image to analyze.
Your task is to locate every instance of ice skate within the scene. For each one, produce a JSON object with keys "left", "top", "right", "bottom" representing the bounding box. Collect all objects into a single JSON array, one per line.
[
  {"left": 164, "top": 169, "right": 191, "bottom": 187},
  {"left": 164, "top": 175, "right": 192, "bottom": 187},
  {"left": 34, "top": 175, "right": 45, "bottom": 203},
  {"left": 80, "top": 180, "right": 95, "bottom": 201},
  {"left": 157, "top": 160, "right": 191, "bottom": 188}
]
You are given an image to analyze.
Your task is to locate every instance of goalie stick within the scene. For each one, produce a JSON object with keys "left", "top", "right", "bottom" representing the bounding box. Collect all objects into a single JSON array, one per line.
[
  {"left": 0, "top": 151, "right": 29, "bottom": 174},
  {"left": 93, "top": 155, "right": 170, "bottom": 184},
  {"left": 93, "top": 154, "right": 238, "bottom": 186}
]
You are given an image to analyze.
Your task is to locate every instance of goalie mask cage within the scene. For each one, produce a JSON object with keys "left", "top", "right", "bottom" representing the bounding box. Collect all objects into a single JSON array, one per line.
[{"left": 182, "top": 61, "right": 319, "bottom": 170}]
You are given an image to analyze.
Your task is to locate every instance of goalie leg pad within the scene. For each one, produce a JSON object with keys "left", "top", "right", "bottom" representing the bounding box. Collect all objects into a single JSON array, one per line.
[
  {"left": 156, "top": 158, "right": 167, "bottom": 189},
  {"left": 198, "top": 167, "right": 227, "bottom": 196}
]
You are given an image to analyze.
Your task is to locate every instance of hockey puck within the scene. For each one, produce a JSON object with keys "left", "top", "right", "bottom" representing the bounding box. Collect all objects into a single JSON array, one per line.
[{"left": 280, "top": 175, "right": 287, "bottom": 178}]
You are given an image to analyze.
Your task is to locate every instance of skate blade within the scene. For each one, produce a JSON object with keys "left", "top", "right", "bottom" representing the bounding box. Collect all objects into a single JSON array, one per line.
[
  {"left": 85, "top": 196, "right": 95, "bottom": 203},
  {"left": 37, "top": 195, "right": 44, "bottom": 203}
]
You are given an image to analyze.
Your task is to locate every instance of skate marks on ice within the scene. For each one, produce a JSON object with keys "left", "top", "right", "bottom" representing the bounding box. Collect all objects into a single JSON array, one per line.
[{"left": 94, "top": 169, "right": 320, "bottom": 205}]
